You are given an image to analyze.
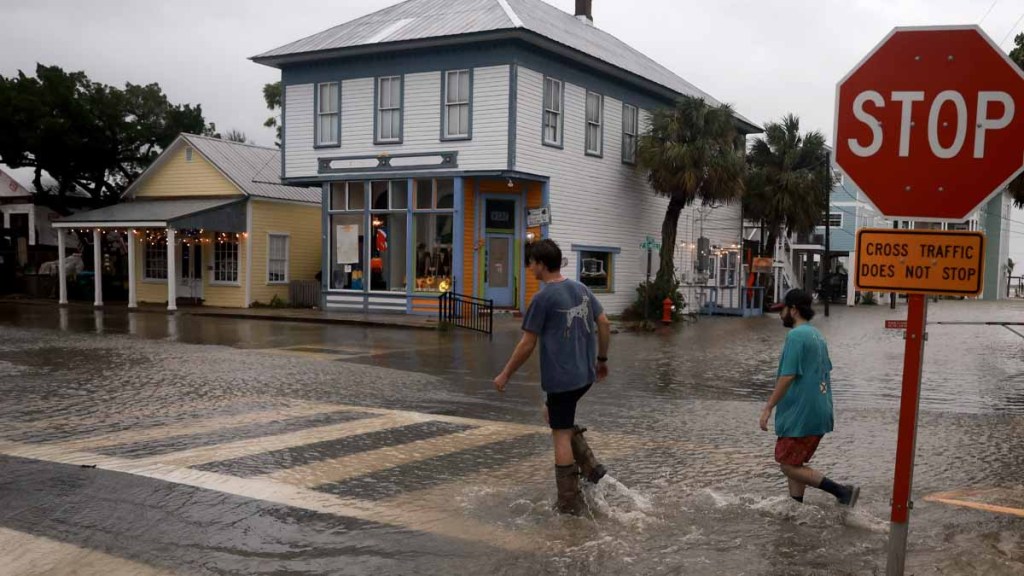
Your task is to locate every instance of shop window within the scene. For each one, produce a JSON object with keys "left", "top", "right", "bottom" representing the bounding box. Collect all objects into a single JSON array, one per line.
[
  {"left": 578, "top": 250, "right": 613, "bottom": 292},
  {"left": 390, "top": 180, "right": 409, "bottom": 210},
  {"left": 144, "top": 237, "right": 167, "bottom": 280},
  {"left": 268, "top": 234, "right": 289, "bottom": 284},
  {"left": 718, "top": 251, "right": 738, "bottom": 287},
  {"left": 330, "top": 214, "right": 365, "bottom": 290},
  {"left": 370, "top": 213, "right": 407, "bottom": 292},
  {"left": 415, "top": 179, "right": 433, "bottom": 209},
  {"left": 413, "top": 213, "right": 454, "bottom": 292}
]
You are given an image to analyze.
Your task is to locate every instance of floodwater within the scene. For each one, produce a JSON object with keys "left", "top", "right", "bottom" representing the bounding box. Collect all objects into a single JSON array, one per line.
[{"left": 0, "top": 300, "right": 1022, "bottom": 575}]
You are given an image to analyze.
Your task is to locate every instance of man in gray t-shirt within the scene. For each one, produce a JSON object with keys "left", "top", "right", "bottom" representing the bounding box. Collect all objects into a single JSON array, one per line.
[{"left": 494, "top": 239, "right": 611, "bottom": 515}]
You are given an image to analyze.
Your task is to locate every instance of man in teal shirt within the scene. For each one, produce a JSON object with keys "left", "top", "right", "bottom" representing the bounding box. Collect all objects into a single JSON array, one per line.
[{"left": 761, "top": 289, "right": 859, "bottom": 506}]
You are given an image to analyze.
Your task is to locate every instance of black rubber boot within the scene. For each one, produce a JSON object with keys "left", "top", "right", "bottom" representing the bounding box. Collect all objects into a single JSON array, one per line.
[
  {"left": 571, "top": 426, "right": 607, "bottom": 484},
  {"left": 555, "top": 464, "right": 584, "bottom": 515}
]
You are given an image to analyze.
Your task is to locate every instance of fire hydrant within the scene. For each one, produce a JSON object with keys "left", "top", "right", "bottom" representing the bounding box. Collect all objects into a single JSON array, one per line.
[{"left": 662, "top": 297, "right": 674, "bottom": 325}]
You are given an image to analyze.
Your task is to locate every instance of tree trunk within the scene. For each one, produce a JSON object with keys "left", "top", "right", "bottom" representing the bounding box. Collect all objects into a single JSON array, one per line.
[{"left": 656, "top": 196, "right": 686, "bottom": 286}]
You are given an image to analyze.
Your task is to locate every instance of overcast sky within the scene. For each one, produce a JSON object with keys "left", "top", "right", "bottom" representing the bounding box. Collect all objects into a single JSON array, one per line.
[{"left": 1, "top": 0, "right": 1022, "bottom": 263}]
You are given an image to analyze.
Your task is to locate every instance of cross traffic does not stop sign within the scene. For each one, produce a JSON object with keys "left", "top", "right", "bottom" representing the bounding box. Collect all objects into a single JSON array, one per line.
[{"left": 835, "top": 26, "right": 1024, "bottom": 221}]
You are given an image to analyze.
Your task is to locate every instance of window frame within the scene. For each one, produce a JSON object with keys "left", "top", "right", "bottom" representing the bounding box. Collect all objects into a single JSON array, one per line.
[
  {"left": 441, "top": 69, "right": 473, "bottom": 141},
  {"left": 541, "top": 76, "right": 564, "bottom": 149},
  {"left": 571, "top": 245, "right": 620, "bottom": 294},
  {"left": 585, "top": 91, "right": 604, "bottom": 157},
  {"left": 211, "top": 235, "right": 241, "bottom": 286},
  {"left": 143, "top": 238, "right": 168, "bottom": 282},
  {"left": 314, "top": 81, "right": 341, "bottom": 148},
  {"left": 266, "top": 233, "right": 290, "bottom": 285},
  {"left": 622, "top": 103, "right": 639, "bottom": 165},
  {"left": 375, "top": 75, "right": 404, "bottom": 144},
  {"left": 819, "top": 212, "right": 844, "bottom": 228}
]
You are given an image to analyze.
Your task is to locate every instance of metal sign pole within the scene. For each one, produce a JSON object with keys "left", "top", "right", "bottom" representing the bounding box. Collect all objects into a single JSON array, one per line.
[{"left": 886, "top": 293, "right": 928, "bottom": 576}]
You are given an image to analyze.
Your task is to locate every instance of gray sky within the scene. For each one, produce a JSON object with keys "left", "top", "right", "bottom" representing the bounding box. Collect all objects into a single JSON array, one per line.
[{"left": 1, "top": 0, "right": 1022, "bottom": 263}]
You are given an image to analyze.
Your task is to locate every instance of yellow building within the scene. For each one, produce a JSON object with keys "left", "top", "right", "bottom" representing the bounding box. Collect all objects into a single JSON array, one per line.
[{"left": 53, "top": 134, "right": 321, "bottom": 309}]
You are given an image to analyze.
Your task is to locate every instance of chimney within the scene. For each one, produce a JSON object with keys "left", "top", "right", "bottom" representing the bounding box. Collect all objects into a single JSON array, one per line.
[{"left": 575, "top": 0, "right": 593, "bottom": 25}]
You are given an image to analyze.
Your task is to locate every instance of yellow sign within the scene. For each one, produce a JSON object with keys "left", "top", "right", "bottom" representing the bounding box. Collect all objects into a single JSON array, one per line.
[{"left": 855, "top": 229, "right": 985, "bottom": 296}]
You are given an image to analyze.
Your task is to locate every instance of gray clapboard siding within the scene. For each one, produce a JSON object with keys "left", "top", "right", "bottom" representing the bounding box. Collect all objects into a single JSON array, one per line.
[
  {"left": 283, "top": 65, "right": 509, "bottom": 178},
  {"left": 515, "top": 67, "right": 741, "bottom": 314}
]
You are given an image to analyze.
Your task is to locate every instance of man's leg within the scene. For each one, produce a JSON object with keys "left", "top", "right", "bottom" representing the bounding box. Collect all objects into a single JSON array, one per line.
[
  {"left": 547, "top": 391, "right": 584, "bottom": 515},
  {"left": 781, "top": 464, "right": 858, "bottom": 506},
  {"left": 552, "top": 429, "right": 574, "bottom": 466}
]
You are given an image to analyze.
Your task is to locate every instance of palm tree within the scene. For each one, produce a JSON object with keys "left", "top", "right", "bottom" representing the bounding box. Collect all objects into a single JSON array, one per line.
[
  {"left": 743, "top": 114, "right": 831, "bottom": 256},
  {"left": 637, "top": 96, "right": 746, "bottom": 288},
  {"left": 1004, "top": 35, "right": 1024, "bottom": 208}
]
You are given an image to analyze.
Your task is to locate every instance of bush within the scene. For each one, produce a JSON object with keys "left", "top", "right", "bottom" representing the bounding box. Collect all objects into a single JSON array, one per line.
[
  {"left": 860, "top": 291, "right": 877, "bottom": 305},
  {"left": 622, "top": 278, "right": 685, "bottom": 328}
]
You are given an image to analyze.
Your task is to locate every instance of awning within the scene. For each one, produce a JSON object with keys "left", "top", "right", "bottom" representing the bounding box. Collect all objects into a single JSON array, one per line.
[{"left": 53, "top": 198, "right": 247, "bottom": 232}]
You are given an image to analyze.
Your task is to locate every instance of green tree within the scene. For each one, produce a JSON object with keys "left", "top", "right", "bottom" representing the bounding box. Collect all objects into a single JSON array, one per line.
[
  {"left": 637, "top": 96, "right": 746, "bottom": 288},
  {"left": 263, "top": 81, "right": 282, "bottom": 146},
  {"left": 743, "top": 114, "right": 831, "bottom": 256},
  {"left": 1005, "top": 34, "right": 1024, "bottom": 208},
  {"left": 223, "top": 129, "right": 250, "bottom": 143},
  {"left": 0, "top": 64, "right": 212, "bottom": 208}
]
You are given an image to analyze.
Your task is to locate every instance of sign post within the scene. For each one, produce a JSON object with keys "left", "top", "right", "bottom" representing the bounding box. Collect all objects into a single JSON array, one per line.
[
  {"left": 835, "top": 25, "right": 1024, "bottom": 576},
  {"left": 640, "top": 235, "right": 661, "bottom": 284}
]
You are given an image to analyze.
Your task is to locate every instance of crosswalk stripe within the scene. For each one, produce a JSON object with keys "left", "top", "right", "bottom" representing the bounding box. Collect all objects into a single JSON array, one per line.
[
  {"left": 262, "top": 425, "right": 538, "bottom": 488},
  {"left": 0, "top": 440, "right": 537, "bottom": 552},
  {"left": 0, "top": 527, "right": 176, "bottom": 576},
  {"left": 129, "top": 412, "right": 428, "bottom": 468},
  {"left": 47, "top": 401, "right": 359, "bottom": 451}
]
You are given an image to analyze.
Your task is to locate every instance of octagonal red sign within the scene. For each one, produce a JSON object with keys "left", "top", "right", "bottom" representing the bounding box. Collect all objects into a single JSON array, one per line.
[{"left": 835, "top": 26, "right": 1024, "bottom": 221}]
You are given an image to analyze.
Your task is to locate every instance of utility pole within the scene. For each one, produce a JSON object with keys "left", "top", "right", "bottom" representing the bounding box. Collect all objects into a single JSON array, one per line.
[{"left": 823, "top": 150, "right": 831, "bottom": 317}]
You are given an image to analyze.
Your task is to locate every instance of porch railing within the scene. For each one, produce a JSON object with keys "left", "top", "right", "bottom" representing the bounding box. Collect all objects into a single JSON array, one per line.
[{"left": 439, "top": 292, "right": 493, "bottom": 337}]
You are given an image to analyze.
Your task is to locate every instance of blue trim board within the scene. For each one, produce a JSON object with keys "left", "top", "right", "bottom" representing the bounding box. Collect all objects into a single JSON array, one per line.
[
  {"left": 507, "top": 62, "right": 518, "bottom": 170},
  {"left": 473, "top": 178, "right": 481, "bottom": 298},
  {"left": 320, "top": 183, "right": 330, "bottom": 306},
  {"left": 453, "top": 177, "right": 465, "bottom": 295},
  {"left": 439, "top": 68, "right": 474, "bottom": 142},
  {"left": 570, "top": 244, "right": 621, "bottom": 254},
  {"left": 405, "top": 178, "right": 415, "bottom": 311},
  {"left": 280, "top": 79, "right": 286, "bottom": 177},
  {"left": 540, "top": 181, "right": 550, "bottom": 239}
]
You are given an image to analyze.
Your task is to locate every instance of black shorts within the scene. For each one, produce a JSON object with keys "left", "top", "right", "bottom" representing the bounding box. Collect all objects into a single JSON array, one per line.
[{"left": 545, "top": 384, "right": 592, "bottom": 430}]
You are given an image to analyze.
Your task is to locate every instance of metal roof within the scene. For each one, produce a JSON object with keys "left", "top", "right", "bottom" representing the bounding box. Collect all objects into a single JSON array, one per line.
[
  {"left": 54, "top": 198, "right": 243, "bottom": 227},
  {"left": 252, "top": 0, "right": 759, "bottom": 129},
  {"left": 181, "top": 135, "right": 320, "bottom": 204},
  {"left": 0, "top": 168, "right": 32, "bottom": 199}
]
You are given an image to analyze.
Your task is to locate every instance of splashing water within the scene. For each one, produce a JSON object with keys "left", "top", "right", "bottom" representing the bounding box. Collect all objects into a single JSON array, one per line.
[{"left": 585, "top": 475, "right": 657, "bottom": 526}]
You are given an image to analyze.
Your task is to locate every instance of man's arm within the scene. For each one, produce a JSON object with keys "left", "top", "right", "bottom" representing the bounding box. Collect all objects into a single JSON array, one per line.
[
  {"left": 760, "top": 375, "right": 796, "bottom": 431},
  {"left": 494, "top": 331, "right": 538, "bottom": 391}
]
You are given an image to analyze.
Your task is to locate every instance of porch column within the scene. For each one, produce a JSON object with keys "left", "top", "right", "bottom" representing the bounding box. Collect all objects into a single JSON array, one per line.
[
  {"left": 57, "top": 230, "right": 68, "bottom": 304},
  {"left": 127, "top": 229, "right": 138, "bottom": 309},
  {"left": 847, "top": 251, "right": 857, "bottom": 307},
  {"left": 166, "top": 228, "right": 177, "bottom": 311},
  {"left": 93, "top": 228, "right": 103, "bottom": 307}
]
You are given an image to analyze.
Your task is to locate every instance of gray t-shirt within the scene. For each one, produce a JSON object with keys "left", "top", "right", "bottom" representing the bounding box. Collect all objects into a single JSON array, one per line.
[{"left": 521, "top": 279, "right": 604, "bottom": 394}]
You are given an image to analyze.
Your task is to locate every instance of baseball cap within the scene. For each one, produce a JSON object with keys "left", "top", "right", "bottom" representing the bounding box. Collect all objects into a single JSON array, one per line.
[{"left": 767, "top": 289, "right": 813, "bottom": 312}]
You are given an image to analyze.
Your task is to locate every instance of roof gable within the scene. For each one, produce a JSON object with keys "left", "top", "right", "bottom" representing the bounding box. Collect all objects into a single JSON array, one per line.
[{"left": 0, "top": 168, "right": 33, "bottom": 198}]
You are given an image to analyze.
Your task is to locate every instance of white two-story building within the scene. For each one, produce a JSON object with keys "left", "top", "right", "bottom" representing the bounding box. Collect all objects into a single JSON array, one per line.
[{"left": 253, "top": 0, "right": 759, "bottom": 315}]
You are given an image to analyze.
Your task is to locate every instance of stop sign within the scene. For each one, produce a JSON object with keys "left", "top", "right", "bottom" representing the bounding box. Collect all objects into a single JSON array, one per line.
[{"left": 835, "top": 26, "right": 1024, "bottom": 221}]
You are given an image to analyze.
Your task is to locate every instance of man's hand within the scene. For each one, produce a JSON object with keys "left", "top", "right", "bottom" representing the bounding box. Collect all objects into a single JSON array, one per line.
[
  {"left": 596, "top": 362, "right": 609, "bottom": 382},
  {"left": 759, "top": 406, "right": 773, "bottom": 431},
  {"left": 493, "top": 372, "right": 509, "bottom": 392}
]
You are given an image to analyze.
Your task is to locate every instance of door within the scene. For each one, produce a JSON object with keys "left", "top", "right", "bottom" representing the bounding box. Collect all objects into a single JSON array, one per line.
[
  {"left": 485, "top": 234, "right": 513, "bottom": 307},
  {"left": 177, "top": 241, "right": 203, "bottom": 302}
]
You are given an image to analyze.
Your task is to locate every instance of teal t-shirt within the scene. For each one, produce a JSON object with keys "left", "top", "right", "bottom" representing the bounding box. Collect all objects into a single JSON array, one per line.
[{"left": 774, "top": 324, "right": 835, "bottom": 438}]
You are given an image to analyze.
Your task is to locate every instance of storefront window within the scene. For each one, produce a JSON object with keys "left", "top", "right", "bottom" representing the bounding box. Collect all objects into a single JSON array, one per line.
[
  {"left": 413, "top": 213, "right": 453, "bottom": 292},
  {"left": 579, "top": 250, "right": 613, "bottom": 292},
  {"left": 330, "top": 214, "right": 365, "bottom": 290},
  {"left": 370, "top": 213, "right": 407, "bottom": 292}
]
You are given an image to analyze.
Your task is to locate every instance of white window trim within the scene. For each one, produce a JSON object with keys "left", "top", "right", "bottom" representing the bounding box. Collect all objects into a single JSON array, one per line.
[
  {"left": 377, "top": 76, "right": 402, "bottom": 143},
  {"left": 316, "top": 82, "right": 340, "bottom": 147},
  {"left": 585, "top": 91, "right": 604, "bottom": 157},
  {"left": 184, "top": 146, "right": 194, "bottom": 162},
  {"left": 143, "top": 240, "right": 168, "bottom": 283},
  {"left": 819, "top": 212, "right": 844, "bottom": 228},
  {"left": 211, "top": 237, "right": 241, "bottom": 286},
  {"left": 266, "top": 233, "right": 290, "bottom": 285},
  {"left": 542, "top": 77, "right": 564, "bottom": 147},
  {"left": 443, "top": 69, "right": 471, "bottom": 139}
]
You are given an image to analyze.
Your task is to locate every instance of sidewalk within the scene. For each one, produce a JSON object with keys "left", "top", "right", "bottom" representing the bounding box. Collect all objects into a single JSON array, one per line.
[{"left": 0, "top": 298, "right": 439, "bottom": 330}]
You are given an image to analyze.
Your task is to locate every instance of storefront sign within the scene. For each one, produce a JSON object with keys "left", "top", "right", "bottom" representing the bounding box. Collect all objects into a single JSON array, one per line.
[
  {"left": 885, "top": 320, "right": 908, "bottom": 330},
  {"left": 336, "top": 224, "right": 359, "bottom": 264},
  {"left": 752, "top": 257, "right": 773, "bottom": 274},
  {"left": 486, "top": 201, "right": 515, "bottom": 230},
  {"left": 527, "top": 206, "right": 551, "bottom": 227},
  {"left": 855, "top": 229, "right": 985, "bottom": 296}
]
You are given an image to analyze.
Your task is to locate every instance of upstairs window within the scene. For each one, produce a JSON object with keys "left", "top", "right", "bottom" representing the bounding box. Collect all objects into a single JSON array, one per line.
[
  {"left": 622, "top": 103, "right": 638, "bottom": 164},
  {"left": 317, "top": 82, "right": 340, "bottom": 146},
  {"left": 443, "top": 70, "right": 471, "bottom": 139},
  {"left": 377, "top": 76, "right": 402, "bottom": 143},
  {"left": 585, "top": 91, "right": 603, "bottom": 156},
  {"left": 542, "top": 77, "right": 563, "bottom": 147}
]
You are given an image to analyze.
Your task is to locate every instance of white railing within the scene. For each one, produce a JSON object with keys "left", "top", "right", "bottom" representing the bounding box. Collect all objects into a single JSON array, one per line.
[{"left": 773, "top": 233, "right": 800, "bottom": 301}]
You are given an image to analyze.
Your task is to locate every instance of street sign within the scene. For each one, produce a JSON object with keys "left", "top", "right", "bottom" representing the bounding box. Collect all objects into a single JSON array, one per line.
[
  {"left": 835, "top": 26, "right": 1024, "bottom": 221},
  {"left": 526, "top": 206, "right": 551, "bottom": 227},
  {"left": 855, "top": 229, "right": 985, "bottom": 296},
  {"left": 640, "top": 236, "right": 661, "bottom": 250},
  {"left": 885, "top": 320, "right": 909, "bottom": 330}
]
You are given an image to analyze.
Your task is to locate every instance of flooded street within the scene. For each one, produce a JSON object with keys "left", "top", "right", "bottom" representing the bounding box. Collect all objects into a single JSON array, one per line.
[{"left": 0, "top": 300, "right": 1022, "bottom": 575}]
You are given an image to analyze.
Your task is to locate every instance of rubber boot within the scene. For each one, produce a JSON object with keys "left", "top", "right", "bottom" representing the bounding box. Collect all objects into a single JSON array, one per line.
[
  {"left": 555, "top": 464, "right": 584, "bottom": 515},
  {"left": 571, "top": 426, "right": 607, "bottom": 484}
]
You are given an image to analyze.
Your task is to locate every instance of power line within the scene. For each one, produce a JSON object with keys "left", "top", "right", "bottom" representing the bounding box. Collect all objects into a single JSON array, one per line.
[
  {"left": 1000, "top": 8, "right": 1024, "bottom": 47},
  {"left": 980, "top": 0, "right": 1000, "bottom": 25}
]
